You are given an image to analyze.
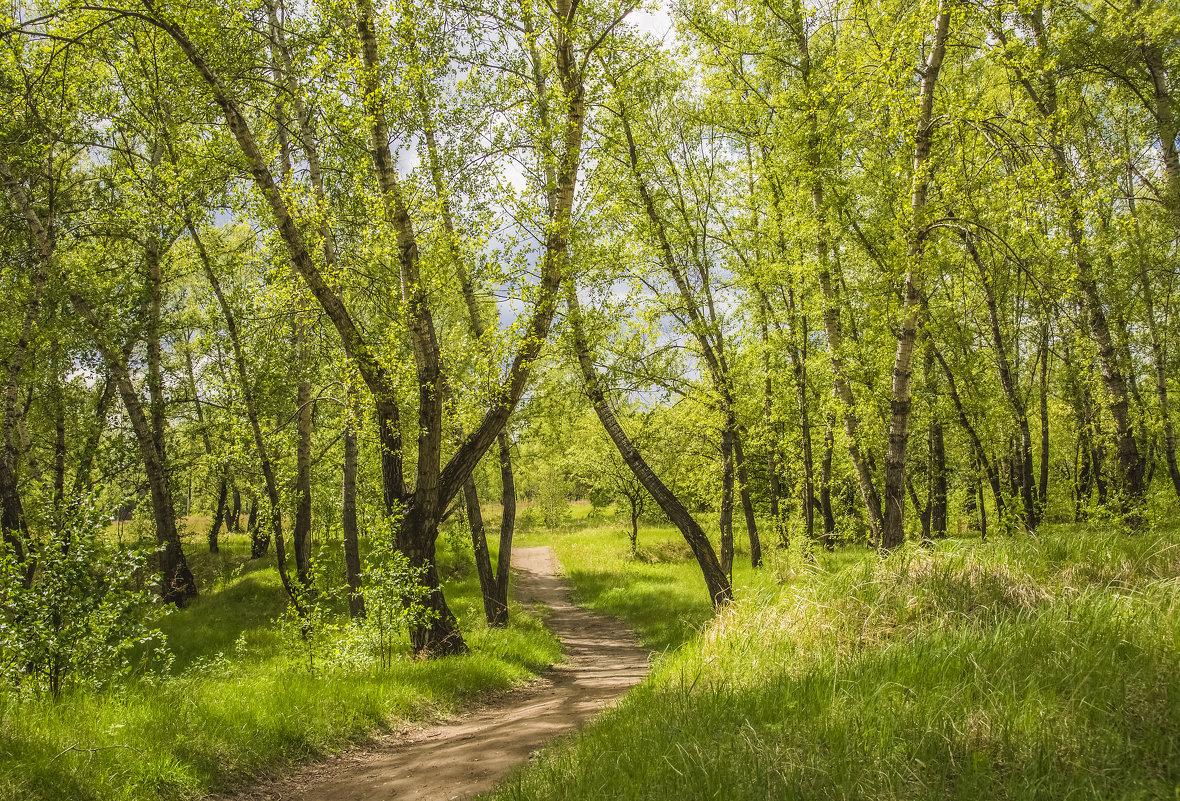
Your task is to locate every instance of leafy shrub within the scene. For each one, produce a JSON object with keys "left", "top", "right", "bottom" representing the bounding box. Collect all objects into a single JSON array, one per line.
[
  {"left": 0, "top": 493, "right": 167, "bottom": 699},
  {"left": 359, "top": 538, "right": 435, "bottom": 669}
]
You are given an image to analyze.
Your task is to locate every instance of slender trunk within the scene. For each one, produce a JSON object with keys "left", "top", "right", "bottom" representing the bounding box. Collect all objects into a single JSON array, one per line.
[
  {"left": 183, "top": 334, "right": 222, "bottom": 552},
  {"left": 293, "top": 372, "right": 313, "bottom": 587},
  {"left": 935, "top": 347, "right": 1007, "bottom": 524},
  {"left": 731, "top": 427, "right": 761, "bottom": 567},
  {"left": 760, "top": 298, "right": 782, "bottom": 537},
  {"left": 491, "top": 433, "right": 515, "bottom": 626},
  {"left": 1003, "top": 8, "right": 1146, "bottom": 517},
  {"left": 1038, "top": 323, "right": 1050, "bottom": 510},
  {"left": 208, "top": 477, "right": 227, "bottom": 554},
  {"left": 185, "top": 222, "right": 298, "bottom": 607},
  {"left": 617, "top": 101, "right": 759, "bottom": 566},
  {"left": 907, "top": 475, "right": 931, "bottom": 544},
  {"left": 71, "top": 292, "right": 197, "bottom": 606},
  {"left": 976, "top": 457, "right": 989, "bottom": 542},
  {"left": 230, "top": 487, "right": 241, "bottom": 532},
  {"left": 881, "top": 2, "right": 952, "bottom": 550},
  {"left": 962, "top": 232, "right": 1038, "bottom": 529},
  {"left": 930, "top": 417, "right": 948, "bottom": 537},
  {"left": 71, "top": 372, "right": 115, "bottom": 497},
  {"left": 777, "top": 8, "right": 883, "bottom": 543},
  {"left": 342, "top": 399, "right": 365, "bottom": 619},
  {"left": 719, "top": 432, "right": 735, "bottom": 578},
  {"left": 567, "top": 285, "right": 731, "bottom": 607},
  {"left": 820, "top": 418, "right": 836, "bottom": 549}
]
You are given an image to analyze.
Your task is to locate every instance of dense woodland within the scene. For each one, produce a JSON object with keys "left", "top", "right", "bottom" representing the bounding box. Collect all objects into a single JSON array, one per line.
[{"left": 1, "top": 0, "right": 1179, "bottom": 796}]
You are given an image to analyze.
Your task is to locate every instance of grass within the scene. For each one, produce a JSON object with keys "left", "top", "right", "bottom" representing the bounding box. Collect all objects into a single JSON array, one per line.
[
  {"left": 488, "top": 520, "right": 1180, "bottom": 800},
  {"left": 0, "top": 526, "right": 561, "bottom": 801}
]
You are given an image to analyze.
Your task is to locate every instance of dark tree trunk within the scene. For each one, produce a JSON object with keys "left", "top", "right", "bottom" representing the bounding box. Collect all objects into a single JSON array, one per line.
[
  {"left": 930, "top": 420, "right": 948, "bottom": 537},
  {"left": 963, "top": 232, "right": 1039, "bottom": 531},
  {"left": 732, "top": 428, "right": 761, "bottom": 567},
  {"left": 820, "top": 419, "right": 836, "bottom": 549},
  {"left": 342, "top": 408, "right": 365, "bottom": 619},
  {"left": 208, "top": 477, "right": 227, "bottom": 554},
  {"left": 293, "top": 374, "right": 313, "bottom": 587},
  {"left": 230, "top": 487, "right": 242, "bottom": 532},
  {"left": 489, "top": 433, "right": 516, "bottom": 627},
  {"left": 719, "top": 433, "right": 735, "bottom": 578},
  {"left": 1038, "top": 323, "right": 1050, "bottom": 511}
]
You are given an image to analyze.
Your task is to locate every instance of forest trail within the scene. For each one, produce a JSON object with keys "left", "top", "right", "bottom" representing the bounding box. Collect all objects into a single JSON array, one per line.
[{"left": 224, "top": 546, "right": 650, "bottom": 801}]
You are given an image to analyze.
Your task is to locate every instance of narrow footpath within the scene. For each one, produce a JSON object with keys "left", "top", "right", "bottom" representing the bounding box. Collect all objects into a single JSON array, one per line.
[{"left": 228, "top": 546, "right": 650, "bottom": 801}]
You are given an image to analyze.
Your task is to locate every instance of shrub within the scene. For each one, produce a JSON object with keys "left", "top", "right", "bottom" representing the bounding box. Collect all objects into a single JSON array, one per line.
[{"left": 0, "top": 493, "right": 167, "bottom": 699}]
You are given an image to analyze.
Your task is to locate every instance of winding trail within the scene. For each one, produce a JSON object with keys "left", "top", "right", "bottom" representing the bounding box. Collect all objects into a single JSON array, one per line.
[{"left": 229, "top": 546, "right": 649, "bottom": 801}]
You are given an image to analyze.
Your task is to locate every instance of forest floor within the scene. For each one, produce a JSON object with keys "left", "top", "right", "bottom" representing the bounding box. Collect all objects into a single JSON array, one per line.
[{"left": 220, "top": 545, "right": 650, "bottom": 801}]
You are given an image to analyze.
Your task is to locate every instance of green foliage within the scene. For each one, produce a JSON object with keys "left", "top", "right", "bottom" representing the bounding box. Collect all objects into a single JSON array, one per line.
[{"left": 0, "top": 493, "right": 167, "bottom": 699}]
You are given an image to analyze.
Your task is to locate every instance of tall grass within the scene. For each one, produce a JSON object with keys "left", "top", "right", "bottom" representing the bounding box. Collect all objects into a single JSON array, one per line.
[{"left": 491, "top": 524, "right": 1180, "bottom": 800}]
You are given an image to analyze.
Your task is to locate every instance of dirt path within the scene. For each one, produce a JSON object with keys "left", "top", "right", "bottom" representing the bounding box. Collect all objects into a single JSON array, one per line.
[{"left": 226, "top": 546, "right": 649, "bottom": 801}]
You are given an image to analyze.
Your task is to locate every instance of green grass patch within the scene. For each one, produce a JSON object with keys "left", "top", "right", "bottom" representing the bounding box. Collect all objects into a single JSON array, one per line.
[
  {"left": 490, "top": 522, "right": 1180, "bottom": 800},
  {"left": 0, "top": 531, "right": 561, "bottom": 801}
]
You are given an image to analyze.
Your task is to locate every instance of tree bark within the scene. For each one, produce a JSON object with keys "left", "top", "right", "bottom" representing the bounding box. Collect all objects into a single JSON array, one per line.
[
  {"left": 342, "top": 397, "right": 365, "bottom": 619},
  {"left": 881, "top": 1, "right": 951, "bottom": 550}
]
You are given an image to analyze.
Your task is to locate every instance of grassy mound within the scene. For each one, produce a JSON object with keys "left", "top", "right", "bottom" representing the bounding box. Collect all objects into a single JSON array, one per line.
[{"left": 494, "top": 524, "right": 1180, "bottom": 800}]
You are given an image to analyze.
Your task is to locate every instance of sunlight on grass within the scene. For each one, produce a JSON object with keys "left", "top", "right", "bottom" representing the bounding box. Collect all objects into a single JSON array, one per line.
[{"left": 488, "top": 522, "right": 1180, "bottom": 801}]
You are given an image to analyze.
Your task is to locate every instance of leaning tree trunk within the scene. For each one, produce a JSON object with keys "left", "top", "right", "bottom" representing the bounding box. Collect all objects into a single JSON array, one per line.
[{"left": 568, "top": 285, "right": 732, "bottom": 608}]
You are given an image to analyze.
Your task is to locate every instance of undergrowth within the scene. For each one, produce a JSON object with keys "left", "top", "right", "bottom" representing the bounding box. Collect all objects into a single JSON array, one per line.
[{"left": 0, "top": 531, "right": 560, "bottom": 801}]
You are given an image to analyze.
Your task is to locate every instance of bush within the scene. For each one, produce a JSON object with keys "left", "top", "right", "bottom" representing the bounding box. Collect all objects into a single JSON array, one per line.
[{"left": 0, "top": 493, "right": 167, "bottom": 699}]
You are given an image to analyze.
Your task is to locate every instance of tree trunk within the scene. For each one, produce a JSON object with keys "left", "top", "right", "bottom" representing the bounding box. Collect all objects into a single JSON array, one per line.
[
  {"left": 71, "top": 372, "right": 115, "bottom": 497},
  {"left": 820, "top": 419, "right": 836, "bottom": 549},
  {"left": 567, "top": 286, "right": 731, "bottom": 607},
  {"left": 719, "top": 432, "right": 735, "bottom": 578},
  {"left": 1038, "top": 323, "right": 1050, "bottom": 512},
  {"left": 881, "top": 1, "right": 951, "bottom": 550},
  {"left": 342, "top": 402, "right": 365, "bottom": 619},
  {"left": 293, "top": 372, "right": 313, "bottom": 587},
  {"left": 230, "top": 487, "right": 241, "bottom": 532},
  {"left": 71, "top": 293, "right": 196, "bottom": 605},
  {"left": 1008, "top": 8, "right": 1146, "bottom": 519},
  {"left": 490, "top": 433, "right": 515, "bottom": 627},
  {"left": 930, "top": 418, "right": 948, "bottom": 537},
  {"left": 962, "top": 232, "right": 1039, "bottom": 530},
  {"left": 732, "top": 427, "right": 761, "bottom": 567},
  {"left": 208, "top": 477, "right": 227, "bottom": 554}
]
